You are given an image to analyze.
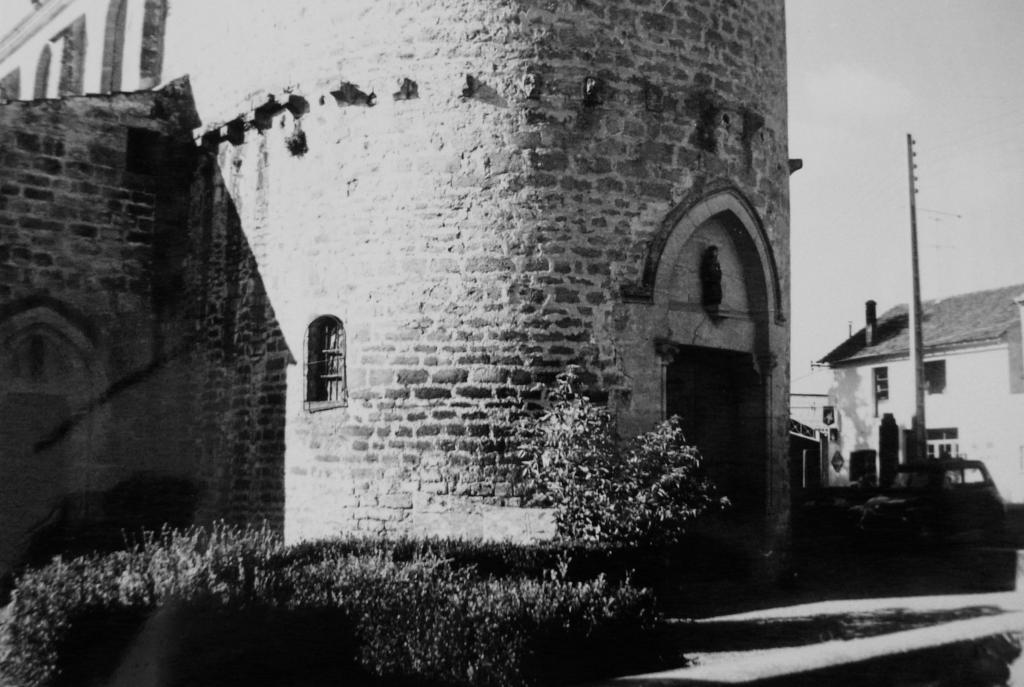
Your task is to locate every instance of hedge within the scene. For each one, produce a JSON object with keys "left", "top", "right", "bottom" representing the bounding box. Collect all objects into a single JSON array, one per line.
[{"left": 0, "top": 525, "right": 677, "bottom": 687}]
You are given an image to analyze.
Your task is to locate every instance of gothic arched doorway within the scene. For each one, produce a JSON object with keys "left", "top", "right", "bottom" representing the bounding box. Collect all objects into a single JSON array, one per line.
[{"left": 620, "top": 188, "right": 785, "bottom": 528}]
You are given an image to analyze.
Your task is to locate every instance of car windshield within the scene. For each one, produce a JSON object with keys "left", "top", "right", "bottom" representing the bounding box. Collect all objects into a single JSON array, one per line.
[{"left": 891, "top": 465, "right": 988, "bottom": 489}]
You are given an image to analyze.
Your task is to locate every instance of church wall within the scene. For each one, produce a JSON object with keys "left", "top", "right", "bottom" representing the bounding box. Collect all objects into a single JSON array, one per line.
[
  {"left": 0, "top": 87, "right": 204, "bottom": 565},
  {"left": 179, "top": 143, "right": 290, "bottom": 530}
]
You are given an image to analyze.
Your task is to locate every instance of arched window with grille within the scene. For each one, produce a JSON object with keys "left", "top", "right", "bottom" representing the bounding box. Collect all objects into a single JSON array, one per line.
[{"left": 305, "top": 316, "right": 346, "bottom": 409}]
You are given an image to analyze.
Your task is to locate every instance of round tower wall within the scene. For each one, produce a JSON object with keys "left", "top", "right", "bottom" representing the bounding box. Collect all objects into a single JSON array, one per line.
[{"left": 172, "top": 0, "right": 789, "bottom": 543}]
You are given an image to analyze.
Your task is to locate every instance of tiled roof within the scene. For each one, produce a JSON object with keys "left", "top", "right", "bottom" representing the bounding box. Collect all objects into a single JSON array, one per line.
[{"left": 819, "top": 283, "right": 1024, "bottom": 366}]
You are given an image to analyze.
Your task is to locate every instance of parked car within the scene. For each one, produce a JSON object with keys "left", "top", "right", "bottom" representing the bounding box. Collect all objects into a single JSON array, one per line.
[
  {"left": 794, "top": 486, "right": 879, "bottom": 539},
  {"left": 855, "top": 460, "right": 1005, "bottom": 543}
]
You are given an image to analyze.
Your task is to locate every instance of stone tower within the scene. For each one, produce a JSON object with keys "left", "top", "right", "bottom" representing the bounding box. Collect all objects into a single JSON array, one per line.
[{"left": 0, "top": 0, "right": 791, "bottom": 554}]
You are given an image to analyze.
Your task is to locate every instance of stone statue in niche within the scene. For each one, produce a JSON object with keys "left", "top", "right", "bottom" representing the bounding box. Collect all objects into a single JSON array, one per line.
[
  {"left": 521, "top": 71, "right": 542, "bottom": 100},
  {"left": 582, "top": 76, "right": 602, "bottom": 106},
  {"left": 700, "top": 245, "right": 723, "bottom": 315}
]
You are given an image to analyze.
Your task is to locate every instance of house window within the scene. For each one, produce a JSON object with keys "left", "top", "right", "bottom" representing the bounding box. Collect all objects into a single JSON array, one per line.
[
  {"left": 925, "top": 360, "right": 946, "bottom": 394},
  {"left": 873, "top": 366, "right": 889, "bottom": 415},
  {"left": 926, "top": 427, "right": 959, "bottom": 459},
  {"left": 305, "top": 316, "right": 346, "bottom": 409}
]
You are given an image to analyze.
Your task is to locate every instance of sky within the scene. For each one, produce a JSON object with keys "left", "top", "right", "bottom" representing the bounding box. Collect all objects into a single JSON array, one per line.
[
  {"left": 0, "top": 1, "right": 29, "bottom": 34},
  {"left": 2, "top": 0, "right": 1023, "bottom": 394},
  {"left": 787, "top": 0, "right": 1024, "bottom": 391}
]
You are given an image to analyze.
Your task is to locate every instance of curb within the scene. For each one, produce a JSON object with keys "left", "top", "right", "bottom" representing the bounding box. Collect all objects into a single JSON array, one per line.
[{"left": 585, "top": 606, "right": 1024, "bottom": 685}]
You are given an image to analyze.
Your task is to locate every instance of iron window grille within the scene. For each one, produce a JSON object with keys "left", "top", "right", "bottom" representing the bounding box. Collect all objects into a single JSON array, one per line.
[{"left": 305, "top": 316, "right": 346, "bottom": 410}]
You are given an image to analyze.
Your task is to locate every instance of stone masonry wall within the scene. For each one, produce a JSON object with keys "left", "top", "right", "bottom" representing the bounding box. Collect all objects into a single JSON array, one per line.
[
  {"left": 0, "top": 85, "right": 202, "bottom": 520},
  {"left": 171, "top": 0, "right": 790, "bottom": 543},
  {"left": 0, "top": 0, "right": 791, "bottom": 547},
  {"left": 182, "top": 144, "right": 290, "bottom": 529}
]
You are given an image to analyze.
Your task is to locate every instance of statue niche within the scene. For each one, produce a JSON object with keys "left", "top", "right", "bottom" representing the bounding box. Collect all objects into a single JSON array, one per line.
[{"left": 700, "top": 245, "right": 723, "bottom": 315}]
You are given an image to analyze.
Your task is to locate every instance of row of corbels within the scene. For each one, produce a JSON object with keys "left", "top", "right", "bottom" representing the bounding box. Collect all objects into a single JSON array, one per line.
[
  {"left": 320, "top": 73, "right": 632, "bottom": 106},
  {"left": 473, "top": 72, "right": 667, "bottom": 111},
  {"left": 196, "top": 72, "right": 667, "bottom": 149},
  {"left": 196, "top": 78, "right": 418, "bottom": 149}
]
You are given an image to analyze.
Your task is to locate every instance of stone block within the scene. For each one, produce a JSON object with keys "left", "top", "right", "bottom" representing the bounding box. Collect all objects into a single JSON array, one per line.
[
  {"left": 415, "top": 386, "right": 452, "bottom": 400},
  {"left": 396, "top": 368, "right": 429, "bottom": 385},
  {"left": 431, "top": 368, "right": 469, "bottom": 384},
  {"left": 455, "top": 385, "right": 493, "bottom": 399},
  {"left": 469, "top": 368, "right": 508, "bottom": 384}
]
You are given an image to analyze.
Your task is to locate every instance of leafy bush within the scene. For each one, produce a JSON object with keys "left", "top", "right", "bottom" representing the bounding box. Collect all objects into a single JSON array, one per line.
[
  {"left": 280, "top": 535, "right": 597, "bottom": 583},
  {"left": 518, "top": 369, "right": 728, "bottom": 546},
  {"left": 0, "top": 524, "right": 284, "bottom": 687},
  {"left": 272, "top": 533, "right": 753, "bottom": 619},
  {"left": 289, "top": 549, "right": 663, "bottom": 687},
  {"left": 0, "top": 525, "right": 670, "bottom": 687},
  {"left": 9, "top": 472, "right": 202, "bottom": 599}
]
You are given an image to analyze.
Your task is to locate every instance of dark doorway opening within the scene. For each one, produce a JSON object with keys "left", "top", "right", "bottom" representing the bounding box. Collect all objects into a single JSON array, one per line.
[
  {"left": 666, "top": 346, "right": 765, "bottom": 513},
  {"left": 790, "top": 434, "right": 823, "bottom": 491},
  {"left": 0, "top": 392, "right": 70, "bottom": 574}
]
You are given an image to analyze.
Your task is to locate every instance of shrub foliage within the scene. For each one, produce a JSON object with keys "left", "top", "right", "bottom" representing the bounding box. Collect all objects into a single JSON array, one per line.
[
  {"left": 0, "top": 525, "right": 668, "bottom": 687},
  {"left": 518, "top": 369, "right": 728, "bottom": 546}
]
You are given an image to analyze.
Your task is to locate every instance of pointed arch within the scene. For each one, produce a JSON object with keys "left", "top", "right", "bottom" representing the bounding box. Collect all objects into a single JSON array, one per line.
[
  {"left": 55, "top": 15, "right": 87, "bottom": 96},
  {"left": 624, "top": 186, "right": 784, "bottom": 324},
  {"left": 0, "top": 303, "right": 98, "bottom": 387},
  {"left": 33, "top": 43, "right": 51, "bottom": 99},
  {"left": 100, "top": 0, "right": 128, "bottom": 93},
  {"left": 0, "top": 68, "right": 20, "bottom": 100},
  {"left": 139, "top": 0, "right": 168, "bottom": 89}
]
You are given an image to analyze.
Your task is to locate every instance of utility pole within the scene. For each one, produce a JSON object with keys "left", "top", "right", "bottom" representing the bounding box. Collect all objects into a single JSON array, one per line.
[{"left": 907, "top": 134, "right": 926, "bottom": 461}]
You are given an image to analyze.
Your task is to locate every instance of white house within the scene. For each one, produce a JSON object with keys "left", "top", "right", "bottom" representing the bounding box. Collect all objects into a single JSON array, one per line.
[{"left": 819, "top": 284, "right": 1024, "bottom": 501}]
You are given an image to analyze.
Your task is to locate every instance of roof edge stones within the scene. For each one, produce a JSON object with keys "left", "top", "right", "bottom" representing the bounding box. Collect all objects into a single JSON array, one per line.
[
  {"left": 0, "top": 0, "right": 77, "bottom": 65},
  {"left": 0, "top": 74, "right": 199, "bottom": 132}
]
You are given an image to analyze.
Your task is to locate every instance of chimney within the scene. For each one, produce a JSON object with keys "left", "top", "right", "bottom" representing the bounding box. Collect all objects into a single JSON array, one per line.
[{"left": 865, "top": 300, "right": 877, "bottom": 346}]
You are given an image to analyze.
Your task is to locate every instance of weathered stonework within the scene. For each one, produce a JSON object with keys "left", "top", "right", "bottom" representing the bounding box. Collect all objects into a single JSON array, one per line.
[
  {"left": 1, "top": 0, "right": 791, "bottom": 557},
  {"left": 174, "top": 0, "right": 791, "bottom": 545},
  {"left": 0, "top": 84, "right": 204, "bottom": 573}
]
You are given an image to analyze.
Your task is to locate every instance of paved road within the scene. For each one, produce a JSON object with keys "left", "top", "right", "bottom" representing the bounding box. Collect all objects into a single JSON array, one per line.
[{"left": 586, "top": 537, "right": 1024, "bottom": 686}]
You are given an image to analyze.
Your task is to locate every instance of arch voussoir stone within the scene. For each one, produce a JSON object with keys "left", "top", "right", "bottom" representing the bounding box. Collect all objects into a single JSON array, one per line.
[{"left": 638, "top": 186, "right": 784, "bottom": 325}]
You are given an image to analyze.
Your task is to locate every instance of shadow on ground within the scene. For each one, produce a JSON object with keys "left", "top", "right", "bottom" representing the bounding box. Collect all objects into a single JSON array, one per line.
[
  {"left": 752, "top": 632, "right": 1024, "bottom": 687},
  {"left": 656, "top": 521, "right": 1024, "bottom": 620},
  {"left": 667, "top": 606, "right": 1006, "bottom": 652}
]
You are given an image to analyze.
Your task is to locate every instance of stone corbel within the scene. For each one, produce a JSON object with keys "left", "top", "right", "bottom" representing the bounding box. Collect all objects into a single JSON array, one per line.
[
  {"left": 654, "top": 338, "right": 680, "bottom": 365},
  {"left": 751, "top": 352, "right": 778, "bottom": 383}
]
